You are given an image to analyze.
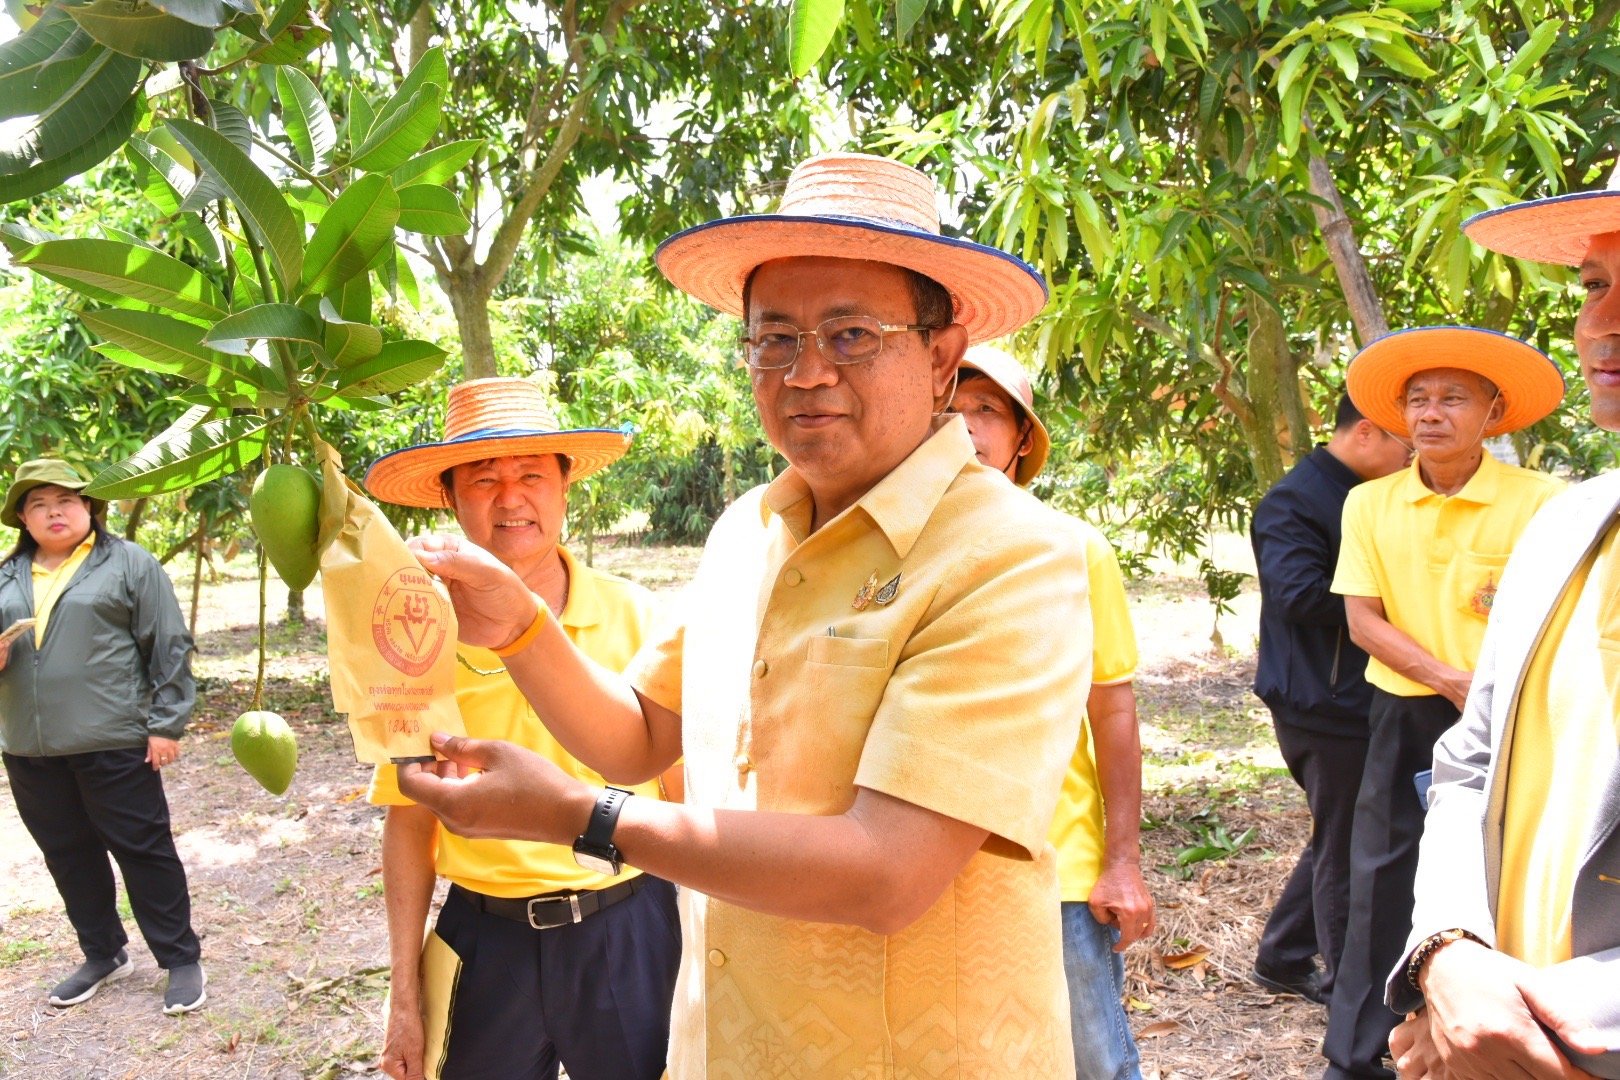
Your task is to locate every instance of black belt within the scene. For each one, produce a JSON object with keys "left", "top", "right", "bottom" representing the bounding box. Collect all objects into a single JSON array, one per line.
[{"left": 451, "top": 877, "right": 646, "bottom": 930}]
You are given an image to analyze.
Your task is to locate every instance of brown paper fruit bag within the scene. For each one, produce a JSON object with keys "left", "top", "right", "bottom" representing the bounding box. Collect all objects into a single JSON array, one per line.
[{"left": 316, "top": 440, "right": 464, "bottom": 763}]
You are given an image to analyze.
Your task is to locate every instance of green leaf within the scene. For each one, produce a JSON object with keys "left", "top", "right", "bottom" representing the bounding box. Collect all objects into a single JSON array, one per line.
[
  {"left": 333, "top": 338, "right": 446, "bottom": 395},
  {"left": 789, "top": 0, "right": 845, "bottom": 78},
  {"left": 177, "top": 100, "right": 252, "bottom": 213},
  {"left": 249, "top": 1, "right": 329, "bottom": 63},
  {"left": 276, "top": 66, "right": 336, "bottom": 170},
  {"left": 396, "top": 183, "right": 468, "bottom": 235},
  {"left": 148, "top": 0, "right": 231, "bottom": 27},
  {"left": 321, "top": 315, "right": 382, "bottom": 367},
  {"left": 202, "top": 303, "right": 322, "bottom": 355},
  {"left": 15, "top": 237, "right": 229, "bottom": 319},
  {"left": 390, "top": 138, "right": 482, "bottom": 187},
  {"left": 327, "top": 271, "right": 371, "bottom": 324},
  {"left": 0, "top": 41, "right": 140, "bottom": 175},
  {"left": 125, "top": 137, "right": 187, "bottom": 214},
  {"left": 383, "top": 43, "right": 449, "bottom": 109},
  {"left": 166, "top": 118, "right": 303, "bottom": 294},
  {"left": 1324, "top": 38, "right": 1358, "bottom": 83},
  {"left": 0, "top": 92, "right": 138, "bottom": 205},
  {"left": 350, "top": 84, "right": 444, "bottom": 174},
  {"left": 67, "top": 1, "right": 217, "bottom": 61},
  {"left": 86, "top": 410, "right": 272, "bottom": 498},
  {"left": 79, "top": 308, "right": 288, "bottom": 394},
  {"left": 0, "top": 6, "right": 95, "bottom": 114},
  {"left": 173, "top": 386, "right": 288, "bottom": 409},
  {"left": 347, "top": 83, "right": 375, "bottom": 150},
  {"left": 1274, "top": 40, "right": 1311, "bottom": 101},
  {"left": 1368, "top": 37, "right": 1435, "bottom": 78},
  {"left": 1504, "top": 21, "right": 1560, "bottom": 82},
  {"left": 300, "top": 173, "right": 400, "bottom": 294},
  {"left": 896, "top": 0, "right": 926, "bottom": 37}
]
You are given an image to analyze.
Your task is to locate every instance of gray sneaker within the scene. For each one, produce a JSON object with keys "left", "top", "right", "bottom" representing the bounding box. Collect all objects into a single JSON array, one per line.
[
  {"left": 162, "top": 962, "right": 207, "bottom": 1015},
  {"left": 48, "top": 949, "right": 134, "bottom": 1007}
]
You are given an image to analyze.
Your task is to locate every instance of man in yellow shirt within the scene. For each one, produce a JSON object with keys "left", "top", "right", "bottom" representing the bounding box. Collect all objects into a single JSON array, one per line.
[
  {"left": 1325, "top": 327, "right": 1565, "bottom": 1080},
  {"left": 363, "top": 379, "right": 679, "bottom": 1080},
  {"left": 394, "top": 153, "right": 1091, "bottom": 1077},
  {"left": 1384, "top": 175, "right": 1620, "bottom": 1079},
  {"left": 948, "top": 344, "right": 1154, "bottom": 1080}
]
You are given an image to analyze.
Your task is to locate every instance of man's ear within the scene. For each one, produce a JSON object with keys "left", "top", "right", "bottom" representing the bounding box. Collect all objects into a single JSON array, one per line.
[
  {"left": 1488, "top": 392, "right": 1507, "bottom": 425},
  {"left": 928, "top": 324, "right": 969, "bottom": 411}
]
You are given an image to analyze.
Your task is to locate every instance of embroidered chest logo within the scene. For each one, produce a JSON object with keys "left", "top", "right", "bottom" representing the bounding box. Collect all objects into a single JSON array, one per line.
[
  {"left": 1469, "top": 573, "right": 1497, "bottom": 617},
  {"left": 852, "top": 570, "right": 901, "bottom": 611}
]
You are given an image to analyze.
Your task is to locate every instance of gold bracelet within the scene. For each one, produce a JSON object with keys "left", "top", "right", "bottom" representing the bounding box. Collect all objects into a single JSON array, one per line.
[
  {"left": 490, "top": 596, "right": 548, "bottom": 658},
  {"left": 1405, "top": 927, "right": 1486, "bottom": 992}
]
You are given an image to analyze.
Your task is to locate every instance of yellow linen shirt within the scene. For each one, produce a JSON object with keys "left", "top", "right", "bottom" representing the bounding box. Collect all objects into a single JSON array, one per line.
[
  {"left": 1332, "top": 453, "right": 1563, "bottom": 696},
  {"left": 31, "top": 533, "right": 96, "bottom": 647},
  {"left": 369, "top": 546, "right": 662, "bottom": 896},
  {"left": 1049, "top": 519, "right": 1139, "bottom": 902},
  {"left": 1497, "top": 519, "right": 1620, "bottom": 967},
  {"left": 628, "top": 417, "right": 1090, "bottom": 1080}
]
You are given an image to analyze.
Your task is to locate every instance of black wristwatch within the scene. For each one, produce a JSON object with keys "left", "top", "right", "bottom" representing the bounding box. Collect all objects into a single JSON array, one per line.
[{"left": 572, "top": 787, "right": 633, "bottom": 876}]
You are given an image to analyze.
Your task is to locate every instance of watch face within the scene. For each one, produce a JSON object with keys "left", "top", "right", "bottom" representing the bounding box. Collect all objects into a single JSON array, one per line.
[{"left": 573, "top": 846, "right": 619, "bottom": 876}]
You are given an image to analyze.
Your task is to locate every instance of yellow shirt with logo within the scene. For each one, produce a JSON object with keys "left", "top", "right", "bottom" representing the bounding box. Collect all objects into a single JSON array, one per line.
[
  {"left": 1333, "top": 453, "right": 1562, "bottom": 696},
  {"left": 369, "top": 545, "right": 662, "bottom": 896},
  {"left": 628, "top": 418, "right": 1088, "bottom": 1080},
  {"left": 1497, "top": 519, "right": 1620, "bottom": 967},
  {"left": 1049, "top": 519, "right": 1139, "bottom": 902},
  {"left": 31, "top": 533, "right": 96, "bottom": 647}
]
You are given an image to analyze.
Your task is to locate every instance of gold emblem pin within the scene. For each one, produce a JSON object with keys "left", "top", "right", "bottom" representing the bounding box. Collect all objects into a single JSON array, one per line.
[
  {"left": 873, "top": 572, "right": 901, "bottom": 606},
  {"left": 852, "top": 571, "right": 879, "bottom": 611}
]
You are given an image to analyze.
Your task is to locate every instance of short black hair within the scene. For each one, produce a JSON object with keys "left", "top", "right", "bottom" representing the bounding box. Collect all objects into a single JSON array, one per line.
[
  {"left": 1333, "top": 393, "right": 1364, "bottom": 432},
  {"left": 439, "top": 454, "right": 573, "bottom": 503},
  {"left": 741, "top": 265, "right": 955, "bottom": 328}
]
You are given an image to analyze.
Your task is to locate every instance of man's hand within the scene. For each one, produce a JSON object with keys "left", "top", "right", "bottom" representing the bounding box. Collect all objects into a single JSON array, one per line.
[
  {"left": 1392, "top": 1009, "right": 1443, "bottom": 1079},
  {"left": 1411, "top": 939, "right": 1596, "bottom": 1078},
  {"left": 1087, "top": 863, "right": 1156, "bottom": 951},
  {"left": 146, "top": 735, "right": 181, "bottom": 771},
  {"left": 407, "top": 534, "right": 537, "bottom": 650},
  {"left": 395, "top": 732, "right": 595, "bottom": 844},
  {"left": 1519, "top": 967, "right": 1611, "bottom": 1058},
  {"left": 379, "top": 998, "right": 427, "bottom": 1080},
  {"left": 1434, "top": 667, "right": 1474, "bottom": 712}
]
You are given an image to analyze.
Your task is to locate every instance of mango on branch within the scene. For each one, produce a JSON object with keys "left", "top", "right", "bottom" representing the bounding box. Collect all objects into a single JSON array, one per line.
[
  {"left": 250, "top": 464, "right": 321, "bottom": 590},
  {"left": 230, "top": 710, "right": 299, "bottom": 795}
]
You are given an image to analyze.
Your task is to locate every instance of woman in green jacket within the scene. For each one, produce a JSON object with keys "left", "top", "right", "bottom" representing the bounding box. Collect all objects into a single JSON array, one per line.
[{"left": 0, "top": 458, "right": 205, "bottom": 1015}]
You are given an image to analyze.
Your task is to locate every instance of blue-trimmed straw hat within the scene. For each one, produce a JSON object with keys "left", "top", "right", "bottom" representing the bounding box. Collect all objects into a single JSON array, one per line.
[
  {"left": 1463, "top": 165, "right": 1620, "bottom": 266},
  {"left": 654, "top": 153, "right": 1049, "bottom": 344},
  {"left": 364, "top": 378, "right": 631, "bottom": 509},
  {"left": 1346, "top": 326, "right": 1565, "bottom": 439}
]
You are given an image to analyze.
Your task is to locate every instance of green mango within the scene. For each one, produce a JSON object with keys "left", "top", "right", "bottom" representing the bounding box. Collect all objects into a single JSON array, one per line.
[
  {"left": 230, "top": 710, "right": 299, "bottom": 795},
  {"left": 250, "top": 464, "right": 321, "bottom": 590}
]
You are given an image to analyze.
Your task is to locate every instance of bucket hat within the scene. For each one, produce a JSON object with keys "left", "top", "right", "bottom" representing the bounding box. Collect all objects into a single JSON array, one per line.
[
  {"left": 1345, "top": 327, "right": 1565, "bottom": 439},
  {"left": 955, "top": 345, "right": 1051, "bottom": 486},
  {"left": 1463, "top": 164, "right": 1620, "bottom": 266},
  {"left": 2, "top": 458, "right": 106, "bottom": 529},
  {"left": 654, "top": 153, "right": 1048, "bottom": 344},
  {"left": 364, "top": 378, "right": 632, "bottom": 509}
]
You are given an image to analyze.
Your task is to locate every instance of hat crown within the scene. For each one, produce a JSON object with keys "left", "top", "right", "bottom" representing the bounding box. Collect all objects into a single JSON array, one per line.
[
  {"left": 443, "top": 378, "right": 561, "bottom": 441},
  {"left": 962, "top": 345, "right": 1036, "bottom": 412},
  {"left": 777, "top": 153, "right": 942, "bottom": 235}
]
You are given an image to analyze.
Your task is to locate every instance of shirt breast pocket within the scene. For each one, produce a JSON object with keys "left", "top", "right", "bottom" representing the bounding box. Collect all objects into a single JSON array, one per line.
[
  {"left": 1456, "top": 550, "right": 1509, "bottom": 621},
  {"left": 792, "top": 636, "right": 892, "bottom": 798}
]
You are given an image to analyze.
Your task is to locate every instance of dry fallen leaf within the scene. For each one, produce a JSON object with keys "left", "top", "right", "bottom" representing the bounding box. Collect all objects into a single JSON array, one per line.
[
  {"left": 1160, "top": 946, "right": 1211, "bottom": 970},
  {"left": 1138, "top": 1019, "right": 1184, "bottom": 1039}
]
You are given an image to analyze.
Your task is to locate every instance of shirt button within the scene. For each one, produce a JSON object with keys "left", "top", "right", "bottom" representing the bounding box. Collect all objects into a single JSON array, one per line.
[
  {"left": 734, "top": 753, "right": 752, "bottom": 775},
  {"left": 752, "top": 659, "right": 768, "bottom": 678},
  {"left": 784, "top": 568, "right": 803, "bottom": 586},
  {"left": 708, "top": 949, "right": 726, "bottom": 967}
]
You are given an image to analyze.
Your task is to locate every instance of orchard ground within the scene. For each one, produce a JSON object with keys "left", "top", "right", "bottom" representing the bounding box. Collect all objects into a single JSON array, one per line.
[{"left": 0, "top": 534, "right": 1330, "bottom": 1079}]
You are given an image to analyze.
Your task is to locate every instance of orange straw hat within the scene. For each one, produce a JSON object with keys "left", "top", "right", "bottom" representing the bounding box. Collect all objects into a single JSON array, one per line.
[
  {"left": 1463, "top": 164, "right": 1620, "bottom": 266},
  {"left": 1345, "top": 326, "right": 1565, "bottom": 439},
  {"left": 654, "top": 152, "right": 1048, "bottom": 344},
  {"left": 955, "top": 344, "right": 1051, "bottom": 486},
  {"left": 364, "top": 378, "right": 632, "bottom": 508}
]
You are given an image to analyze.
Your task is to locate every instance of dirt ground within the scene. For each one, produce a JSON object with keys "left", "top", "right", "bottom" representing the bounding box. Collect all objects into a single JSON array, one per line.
[{"left": 0, "top": 538, "right": 1329, "bottom": 1079}]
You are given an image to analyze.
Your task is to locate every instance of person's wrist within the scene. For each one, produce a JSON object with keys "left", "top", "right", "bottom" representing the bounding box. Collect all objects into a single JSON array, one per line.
[
  {"left": 1410, "top": 929, "right": 1487, "bottom": 994},
  {"left": 491, "top": 594, "right": 548, "bottom": 657}
]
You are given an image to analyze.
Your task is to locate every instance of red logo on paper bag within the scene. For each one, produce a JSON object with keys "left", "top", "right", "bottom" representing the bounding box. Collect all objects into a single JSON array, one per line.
[{"left": 372, "top": 569, "right": 449, "bottom": 676}]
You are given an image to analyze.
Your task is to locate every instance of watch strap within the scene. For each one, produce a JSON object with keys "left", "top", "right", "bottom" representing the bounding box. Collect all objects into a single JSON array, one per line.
[{"left": 581, "top": 786, "right": 633, "bottom": 849}]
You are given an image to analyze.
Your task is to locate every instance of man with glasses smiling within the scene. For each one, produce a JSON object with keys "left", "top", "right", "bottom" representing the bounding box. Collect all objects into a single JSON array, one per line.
[{"left": 391, "top": 153, "right": 1092, "bottom": 1077}]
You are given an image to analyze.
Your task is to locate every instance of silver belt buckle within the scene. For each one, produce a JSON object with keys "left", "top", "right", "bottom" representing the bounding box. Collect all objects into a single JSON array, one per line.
[{"left": 526, "top": 894, "right": 582, "bottom": 929}]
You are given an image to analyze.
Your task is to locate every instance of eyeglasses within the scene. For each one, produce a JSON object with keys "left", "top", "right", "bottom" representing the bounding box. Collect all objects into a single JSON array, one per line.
[{"left": 739, "top": 315, "right": 936, "bottom": 370}]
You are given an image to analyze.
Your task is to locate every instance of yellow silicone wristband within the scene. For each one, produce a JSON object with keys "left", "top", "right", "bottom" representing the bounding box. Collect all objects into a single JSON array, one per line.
[{"left": 490, "top": 596, "right": 548, "bottom": 658}]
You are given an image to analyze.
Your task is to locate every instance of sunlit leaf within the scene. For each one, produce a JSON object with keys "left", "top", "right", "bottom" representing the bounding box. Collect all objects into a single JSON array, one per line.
[
  {"left": 276, "top": 66, "right": 336, "bottom": 170},
  {"left": 15, "top": 237, "right": 229, "bottom": 319},
  {"left": 301, "top": 173, "right": 399, "bottom": 294},
  {"left": 166, "top": 118, "right": 303, "bottom": 294},
  {"left": 332, "top": 338, "right": 446, "bottom": 395},
  {"left": 86, "top": 410, "right": 272, "bottom": 498},
  {"left": 0, "top": 92, "right": 138, "bottom": 204},
  {"left": 202, "top": 303, "right": 322, "bottom": 355},
  {"left": 396, "top": 183, "right": 468, "bottom": 235},
  {"left": 0, "top": 40, "right": 140, "bottom": 175},
  {"left": 788, "top": 0, "right": 845, "bottom": 78},
  {"left": 350, "top": 84, "right": 443, "bottom": 173},
  {"left": 67, "top": 1, "right": 217, "bottom": 61},
  {"left": 390, "top": 138, "right": 482, "bottom": 187},
  {"left": 79, "top": 308, "right": 288, "bottom": 395}
]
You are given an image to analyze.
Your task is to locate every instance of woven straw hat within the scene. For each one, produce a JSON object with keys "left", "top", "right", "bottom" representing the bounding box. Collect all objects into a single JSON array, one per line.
[
  {"left": 1463, "top": 163, "right": 1620, "bottom": 266},
  {"left": 655, "top": 153, "right": 1048, "bottom": 344},
  {"left": 1346, "top": 326, "right": 1565, "bottom": 438},
  {"left": 364, "top": 378, "right": 632, "bottom": 509},
  {"left": 955, "top": 344, "right": 1051, "bottom": 486},
  {"left": 2, "top": 458, "right": 105, "bottom": 528}
]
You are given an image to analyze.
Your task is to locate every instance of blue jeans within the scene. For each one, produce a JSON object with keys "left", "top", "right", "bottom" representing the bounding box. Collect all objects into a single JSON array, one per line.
[{"left": 1061, "top": 901, "right": 1143, "bottom": 1080}]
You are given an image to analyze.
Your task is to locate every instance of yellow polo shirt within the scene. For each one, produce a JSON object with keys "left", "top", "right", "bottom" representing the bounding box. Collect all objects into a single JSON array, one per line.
[
  {"left": 1049, "top": 520, "right": 1138, "bottom": 902},
  {"left": 31, "top": 533, "right": 96, "bottom": 647},
  {"left": 369, "top": 546, "right": 662, "bottom": 896},
  {"left": 1497, "top": 519, "right": 1620, "bottom": 967},
  {"left": 1333, "top": 453, "right": 1562, "bottom": 696},
  {"left": 629, "top": 417, "right": 1089, "bottom": 1080}
]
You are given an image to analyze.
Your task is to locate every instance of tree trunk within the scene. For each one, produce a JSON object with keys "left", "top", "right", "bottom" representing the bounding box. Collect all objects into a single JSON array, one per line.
[
  {"left": 443, "top": 274, "right": 498, "bottom": 380},
  {"left": 1307, "top": 154, "right": 1389, "bottom": 345},
  {"left": 1239, "top": 295, "right": 1287, "bottom": 489},
  {"left": 123, "top": 496, "right": 148, "bottom": 540},
  {"left": 1248, "top": 298, "right": 1313, "bottom": 458},
  {"left": 189, "top": 509, "right": 208, "bottom": 634},
  {"left": 286, "top": 587, "right": 304, "bottom": 625}
]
